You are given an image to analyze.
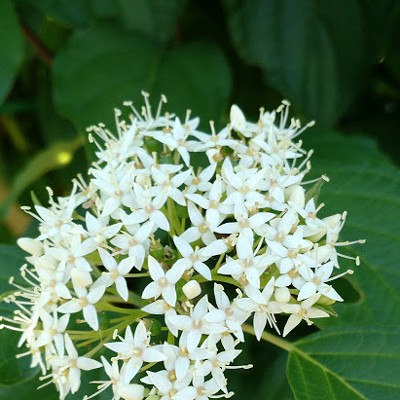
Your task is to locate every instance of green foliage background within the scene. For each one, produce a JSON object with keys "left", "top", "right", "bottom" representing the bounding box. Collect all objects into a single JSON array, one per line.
[{"left": 0, "top": 1, "right": 399, "bottom": 399}]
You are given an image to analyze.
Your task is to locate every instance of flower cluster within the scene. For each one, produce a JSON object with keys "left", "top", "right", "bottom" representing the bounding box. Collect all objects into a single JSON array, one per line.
[{"left": 0, "top": 93, "right": 363, "bottom": 400}]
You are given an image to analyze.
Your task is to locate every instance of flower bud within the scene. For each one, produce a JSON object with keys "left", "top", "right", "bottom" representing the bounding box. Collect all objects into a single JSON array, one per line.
[
  {"left": 324, "top": 214, "right": 342, "bottom": 229},
  {"left": 309, "top": 245, "right": 331, "bottom": 263},
  {"left": 118, "top": 383, "right": 145, "bottom": 400},
  {"left": 182, "top": 280, "right": 202, "bottom": 299},
  {"left": 285, "top": 185, "right": 305, "bottom": 209},
  {"left": 274, "top": 287, "right": 291, "bottom": 303},
  {"left": 71, "top": 268, "right": 92, "bottom": 288},
  {"left": 17, "top": 237, "right": 43, "bottom": 257},
  {"left": 230, "top": 104, "right": 246, "bottom": 131}
]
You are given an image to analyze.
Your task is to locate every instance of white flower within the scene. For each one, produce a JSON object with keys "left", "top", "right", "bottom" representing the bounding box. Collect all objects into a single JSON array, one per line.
[
  {"left": 58, "top": 285, "right": 105, "bottom": 330},
  {"left": 236, "top": 278, "right": 281, "bottom": 340},
  {"left": 186, "top": 176, "right": 231, "bottom": 227},
  {"left": 151, "top": 167, "right": 191, "bottom": 206},
  {"left": 50, "top": 334, "right": 101, "bottom": 394},
  {"left": 179, "top": 201, "right": 217, "bottom": 245},
  {"left": 297, "top": 262, "right": 343, "bottom": 302},
  {"left": 144, "top": 370, "right": 196, "bottom": 400},
  {"left": 281, "top": 294, "right": 329, "bottom": 337},
  {"left": 184, "top": 163, "right": 216, "bottom": 194},
  {"left": 142, "top": 299, "right": 178, "bottom": 337},
  {"left": 123, "top": 183, "right": 169, "bottom": 231},
  {"left": 85, "top": 212, "right": 122, "bottom": 246},
  {"left": 111, "top": 221, "right": 154, "bottom": 270},
  {"left": 94, "top": 248, "right": 136, "bottom": 301},
  {"left": 218, "top": 234, "right": 273, "bottom": 289},
  {"left": 168, "top": 295, "right": 226, "bottom": 352},
  {"left": 142, "top": 256, "right": 185, "bottom": 306},
  {"left": 221, "top": 158, "right": 267, "bottom": 211},
  {"left": 105, "top": 322, "right": 166, "bottom": 377},
  {"left": 35, "top": 311, "right": 69, "bottom": 353},
  {"left": 173, "top": 236, "right": 228, "bottom": 280},
  {"left": 214, "top": 203, "right": 275, "bottom": 243}
]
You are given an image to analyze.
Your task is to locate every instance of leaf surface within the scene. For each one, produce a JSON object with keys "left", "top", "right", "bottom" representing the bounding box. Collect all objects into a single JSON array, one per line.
[
  {"left": 287, "top": 326, "right": 400, "bottom": 400},
  {"left": 0, "top": 0, "right": 24, "bottom": 105}
]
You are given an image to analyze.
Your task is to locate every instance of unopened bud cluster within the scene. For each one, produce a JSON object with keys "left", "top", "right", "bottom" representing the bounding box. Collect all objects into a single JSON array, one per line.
[{"left": 0, "top": 93, "right": 362, "bottom": 400}]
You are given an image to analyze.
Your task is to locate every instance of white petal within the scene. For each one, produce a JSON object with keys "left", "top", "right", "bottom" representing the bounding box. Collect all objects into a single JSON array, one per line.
[
  {"left": 147, "top": 371, "right": 171, "bottom": 393},
  {"left": 83, "top": 305, "right": 99, "bottom": 330},
  {"left": 142, "top": 281, "right": 161, "bottom": 300},
  {"left": 143, "top": 347, "right": 167, "bottom": 363},
  {"left": 283, "top": 314, "right": 302, "bottom": 337},
  {"left": 193, "top": 261, "right": 212, "bottom": 280},
  {"left": 87, "top": 286, "right": 105, "bottom": 304},
  {"left": 134, "top": 321, "right": 148, "bottom": 347},
  {"left": 147, "top": 256, "right": 165, "bottom": 281},
  {"left": 162, "top": 285, "right": 177, "bottom": 307},
  {"left": 253, "top": 311, "right": 267, "bottom": 341},
  {"left": 77, "top": 356, "right": 102, "bottom": 371},
  {"left": 118, "top": 257, "right": 135, "bottom": 275},
  {"left": 297, "top": 282, "right": 317, "bottom": 301},
  {"left": 116, "top": 276, "right": 129, "bottom": 301},
  {"left": 173, "top": 236, "right": 193, "bottom": 258},
  {"left": 58, "top": 300, "right": 81, "bottom": 314},
  {"left": 236, "top": 235, "right": 253, "bottom": 260}
]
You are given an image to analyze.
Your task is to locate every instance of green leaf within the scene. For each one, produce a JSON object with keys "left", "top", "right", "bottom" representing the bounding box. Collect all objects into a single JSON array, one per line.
[
  {"left": 52, "top": 24, "right": 231, "bottom": 131},
  {"left": 0, "top": 245, "right": 58, "bottom": 398},
  {"left": 52, "top": 24, "right": 161, "bottom": 130},
  {"left": 0, "top": 244, "right": 24, "bottom": 297},
  {"left": 302, "top": 132, "right": 400, "bottom": 326},
  {"left": 0, "top": 0, "right": 25, "bottom": 106},
  {"left": 223, "top": 0, "right": 396, "bottom": 127},
  {"left": 0, "top": 137, "right": 83, "bottom": 219},
  {"left": 287, "top": 326, "right": 400, "bottom": 399},
  {"left": 153, "top": 41, "right": 232, "bottom": 124},
  {"left": 28, "top": 0, "right": 185, "bottom": 44}
]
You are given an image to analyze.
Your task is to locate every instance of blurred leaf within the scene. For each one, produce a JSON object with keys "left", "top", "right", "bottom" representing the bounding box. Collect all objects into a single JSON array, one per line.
[
  {"left": 223, "top": 0, "right": 397, "bottom": 127},
  {"left": 153, "top": 41, "right": 232, "bottom": 124},
  {"left": 287, "top": 326, "right": 400, "bottom": 399},
  {"left": 52, "top": 24, "right": 231, "bottom": 131},
  {"left": 52, "top": 24, "right": 160, "bottom": 130},
  {"left": 28, "top": 0, "right": 185, "bottom": 44},
  {"left": 0, "top": 330, "right": 58, "bottom": 399},
  {"left": 0, "top": 245, "right": 57, "bottom": 398},
  {"left": 0, "top": 137, "right": 83, "bottom": 219},
  {"left": 0, "top": 244, "right": 24, "bottom": 295},
  {"left": 302, "top": 131, "right": 400, "bottom": 326},
  {"left": 0, "top": 0, "right": 25, "bottom": 106},
  {"left": 256, "top": 352, "right": 293, "bottom": 400}
]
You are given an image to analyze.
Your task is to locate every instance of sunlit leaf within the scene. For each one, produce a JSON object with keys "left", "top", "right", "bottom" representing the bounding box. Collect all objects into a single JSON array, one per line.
[{"left": 0, "top": 137, "right": 83, "bottom": 219}]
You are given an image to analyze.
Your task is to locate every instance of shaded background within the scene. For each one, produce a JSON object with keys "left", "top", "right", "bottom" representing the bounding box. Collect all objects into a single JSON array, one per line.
[{"left": 0, "top": 1, "right": 399, "bottom": 399}]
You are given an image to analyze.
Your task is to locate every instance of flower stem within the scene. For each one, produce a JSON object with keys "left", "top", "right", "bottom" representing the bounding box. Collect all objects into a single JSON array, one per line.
[{"left": 242, "top": 323, "right": 294, "bottom": 352}]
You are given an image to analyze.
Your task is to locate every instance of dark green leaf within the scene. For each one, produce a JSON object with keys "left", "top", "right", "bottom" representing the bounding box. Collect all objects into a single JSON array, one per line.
[
  {"left": 28, "top": 0, "right": 185, "bottom": 44},
  {"left": 287, "top": 326, "right": 400, "bottom": 400},
  {"left": 52, "top": 24, "right": 161, "bottom": 130},
  {"left": 302, "top": 131, "right": 400, "bottom": 326},
  {"left": 0, "top": 0, "right": 25, "bottom": 106},
  {"left": 223, "top": 0, "right": 396, "bottom": 127},
  {"left": 0, "top": 245, "right": 58, "bottom": 398},
  {"left": 154, "top": 41, "right": 232, "bottom": 124},
  {"left": 52, "top": 25, "right": 231, "bottom": 131}
]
